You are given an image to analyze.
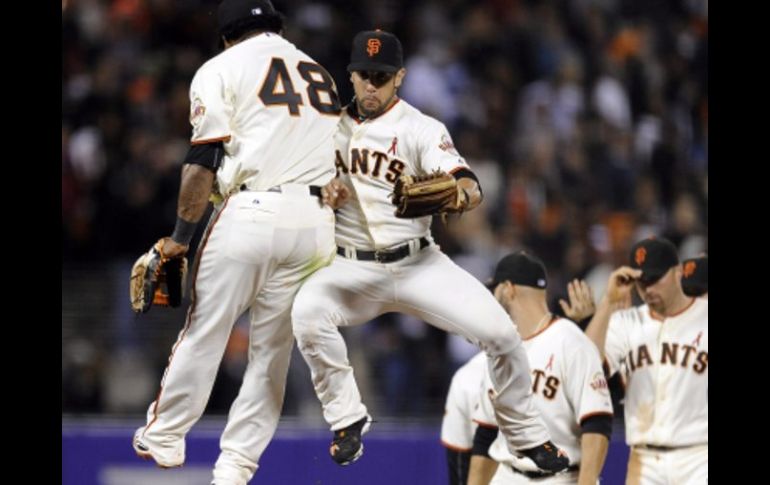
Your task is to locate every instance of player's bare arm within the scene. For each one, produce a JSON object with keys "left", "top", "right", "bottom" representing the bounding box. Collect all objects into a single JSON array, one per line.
[
  {"left": 559, "top": 278, "right": 596, "bottom": 322},
  {"left": 457, "top": 177, "right": 482, "bottom": 212},
  {"left": 584, "top": 266, "right": 640, "bottom": 358},
  {"left": 467, "top": 455, "right": 499, "bottom": 485},
  {"left": 577, "top": 432, "right": 609, "bottom": 485},
  {"left": 162, "top": 163, "right": 215, "bottom": 258}
]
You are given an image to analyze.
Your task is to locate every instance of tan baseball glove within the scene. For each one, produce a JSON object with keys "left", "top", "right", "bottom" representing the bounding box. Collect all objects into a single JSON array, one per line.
[
  {"left": 391, "top": 171, "right": 469, "bottom": 218},
  {"left": 130, "top": 238, "right": 188, "bottom": 314}
]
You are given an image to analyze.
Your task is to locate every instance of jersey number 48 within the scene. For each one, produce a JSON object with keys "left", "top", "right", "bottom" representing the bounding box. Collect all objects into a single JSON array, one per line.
[{"left": 259, "top": 58, "right": 341, "bottom": 116}]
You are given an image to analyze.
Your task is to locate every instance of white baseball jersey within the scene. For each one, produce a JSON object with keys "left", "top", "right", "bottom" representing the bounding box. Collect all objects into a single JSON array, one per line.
[
  {"left": 441, "top": 352, "right": 487, "bottom": 451},
  {"left": 190, "top": 32, "right": 339, "bottom": 197},
  {"left": 604, "top": 298, "right": 708, "bottom": 447},
  {"left": 471, "top": 318, "right": 613, "bottom": 480},
  {"left": 136, "top": 32, "right": 339, "bottom": 485},
  {"left": 333, "top": 99, "right": 470, "bottom": 249},
  {"left": 292, "top": 97, "right": 551, "bottom": 453}
]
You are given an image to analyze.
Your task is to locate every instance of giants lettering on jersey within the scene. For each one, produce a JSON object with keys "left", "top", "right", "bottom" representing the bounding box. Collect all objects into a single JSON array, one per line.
[
  {"left": 622, "top": 342, "right": 708, "bottom": 376},
  {"left": 335, "top": 148, "right": 406, "bottom": 183},
  {"left": 531, "top": 369, "right": 560, "bottom": 400}
]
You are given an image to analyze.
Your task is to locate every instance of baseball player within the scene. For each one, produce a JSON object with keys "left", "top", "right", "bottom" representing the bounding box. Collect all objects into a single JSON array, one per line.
[
  {"left": 462, "top": 252, "right": 612, "bottom": 485},
  {"left": 442, "top": 350, "right": 487, "bottom": 485},
  {"left": 132, "top": 2, "right": 345, "bottom": 484},
  {"left": 585, "top": 237, "right": 708, "bottom": 484},
  {"left": 681, "top": 255, "right": 707, "bottom": 299},
  {"left": 442, "top": 274, "right": 602, "bottom": 485},
  {"left": 291, "top": 30, "right": 568, "bottom": 474}
]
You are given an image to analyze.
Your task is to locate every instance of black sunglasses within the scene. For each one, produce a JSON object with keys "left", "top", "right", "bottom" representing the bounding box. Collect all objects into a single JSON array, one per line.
[{"left": 356, "top": 70, "right": 395, "bottom": 88}]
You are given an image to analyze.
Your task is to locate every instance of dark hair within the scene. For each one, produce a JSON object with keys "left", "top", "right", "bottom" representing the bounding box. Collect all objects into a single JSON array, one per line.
[{"left": 220, "top": 13, "right": 283, "bottom": 43}]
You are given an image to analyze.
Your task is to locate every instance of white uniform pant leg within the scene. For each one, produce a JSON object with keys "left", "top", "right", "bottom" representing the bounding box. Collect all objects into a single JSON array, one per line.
[
  {"left": 212, "top": 273, "right": 296, "bottom": 484},
  {"left": 292, "top": 256, "right": 388, "bottom": 430},
  {"left": 396, "top": 247, "right": 550, "bottom": 451},
  {"left": 670, "top": 445, "right": 707, "bottom": 485},
  {"left": 212, "top": 191, "right": 337, "bottom": 484},
  {"left": 626, "top": 448, "right": 665, "bottom": 485},
  {"left": 626, "top": 445, "right": 708, "bottom": 485},
  {"left": 140, "top": 198, "right": 268, "bottom": 458}
]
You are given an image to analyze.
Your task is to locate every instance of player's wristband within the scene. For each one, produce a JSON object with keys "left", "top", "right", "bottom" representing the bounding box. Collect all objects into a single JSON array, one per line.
[
  {"left": 171, "top": 217, "right": 197, "bottom": 245},
  {"left": 471, "top": 425, "right": 498, "bottom": 458},
  {"left": 580, "top": 414, "right": 613, "bottom": 439}
]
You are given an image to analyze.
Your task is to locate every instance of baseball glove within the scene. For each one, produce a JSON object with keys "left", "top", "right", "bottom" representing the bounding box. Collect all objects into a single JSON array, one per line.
[
  {"left": 391, "top": 171, "right": 469, "bottom": 218},
  {"left": 130, "top": 238, "right": 188, "bottom": 314}
]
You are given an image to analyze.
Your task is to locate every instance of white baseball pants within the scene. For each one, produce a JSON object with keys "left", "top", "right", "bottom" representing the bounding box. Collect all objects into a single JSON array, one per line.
[
  {"left": 626, "top": 444, "right": 708, "bottom": 485},
  {"left": 138, "top": 185, "right": 335, "bottom": 485},
  {"left": 292, "top": 244, "right": 550, "bottom": 451}
]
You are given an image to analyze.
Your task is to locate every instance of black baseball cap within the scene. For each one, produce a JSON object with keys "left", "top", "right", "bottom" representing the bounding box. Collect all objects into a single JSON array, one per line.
[
  {"left": 629, "top": 237, "right": 679, "bottom": 285},
  {"left": 217, "top": 0, "right": 279, "bottom": 33},
  {"left": 486, "top": 251, "right": 548, "bottom": 290},
  {"left": 347, "top": 30, "right": 404, "bottom": 73},
  {"left": 681, "top": 255, "right": 708, "bottom": 297}
]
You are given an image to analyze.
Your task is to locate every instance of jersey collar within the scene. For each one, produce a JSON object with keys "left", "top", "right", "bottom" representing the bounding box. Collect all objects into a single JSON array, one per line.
[
  {"left": 648, "top": 297, "right": 697, "bottom": 322},
  {"left": 346, "top": 97, "right": 401, "bottom": 124}
]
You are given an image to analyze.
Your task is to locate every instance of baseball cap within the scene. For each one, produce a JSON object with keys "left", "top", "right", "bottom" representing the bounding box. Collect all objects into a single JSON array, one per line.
[
  {"left": 681, "top": 255, "right": 708, "bottom": 297},
  {"left": 347, "top": 30, "right": 404, "bottom": 73},
  {"left": 629, "top": 237, "right": 679, "bottom": 285},
  {"left": 486, "top": 251, "right": 548, "bottom": 290},
  {"left": 217, "top": 0, "right": 279, "bottom": 33}
]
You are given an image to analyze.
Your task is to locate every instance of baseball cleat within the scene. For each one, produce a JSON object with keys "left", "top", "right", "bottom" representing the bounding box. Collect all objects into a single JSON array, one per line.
[{"left": 329, "top": 416, "right": 371, "bottom": 466}]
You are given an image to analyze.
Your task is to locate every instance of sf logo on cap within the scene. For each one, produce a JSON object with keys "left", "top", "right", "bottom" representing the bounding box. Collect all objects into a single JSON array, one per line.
[
  {"left": 635, "top": 247, "right": 647, "bottom": 266},
  {"left": 367, "top": 38, "right": 381, "bottom": 57},
  {"left": 683, "top": 260, "right": 696, "bottom": 277}
]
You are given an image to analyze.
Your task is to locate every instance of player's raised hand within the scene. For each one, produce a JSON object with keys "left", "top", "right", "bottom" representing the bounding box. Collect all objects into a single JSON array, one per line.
[
  {"left": 321, "top": 178, "right": 351, "bottom": 209},
  {"left": 605, "top": 266, "right": 641, "bottom": 306},
  {"left": 559, "top": 279, "right": 596, "bottom": 321}
]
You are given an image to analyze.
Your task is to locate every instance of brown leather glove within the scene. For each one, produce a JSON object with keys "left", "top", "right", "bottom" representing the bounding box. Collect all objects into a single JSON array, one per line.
[
  {"left": 391, "top": 172, "right": 468, "bottom": 218},
  {"left": 130, "top": 238, "right": 188, "bottom": 313}
]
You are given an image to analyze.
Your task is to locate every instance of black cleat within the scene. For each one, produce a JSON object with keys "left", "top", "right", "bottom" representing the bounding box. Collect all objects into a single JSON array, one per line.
[
  {"left": 519, "top": 440, "right": 569, "bottom": 473},
  {"left": 329, "top": 416, "right": 371, "bottom": 466}
]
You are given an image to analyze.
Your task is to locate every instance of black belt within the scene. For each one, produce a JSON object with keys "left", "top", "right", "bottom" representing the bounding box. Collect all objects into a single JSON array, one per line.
[
  {"left": 511, "top": 464, "right": 579, "bottom": 479},
  {"left": 337, "top": 237, "right": 430, "bottom": 263},
  {"left": 240, "top": 184, "right": 322, "bottom": 198},
  {"left": 635, "top": 443, "right": 703, "bottom": 452}
]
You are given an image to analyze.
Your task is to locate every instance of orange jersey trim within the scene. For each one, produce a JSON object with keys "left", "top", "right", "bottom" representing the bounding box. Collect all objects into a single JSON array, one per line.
[
  {"left": 523, "top": 315, "right": 559, "bottom": 341},
  {"left": 347, "top": 98, "right": 402, "bottom": 125},
  {"left": 472, "top": 419, "right": 498, "bottom": 430},
  {"left": 191, "top": 135, "right": 231, "bottom": 145},
  {"left": 146, "top": 198, "right": 230, "bottom": 432},
  {"left": 649, "top": 298, "right": 696, "bottom": 321},
  {"left": 441, "top": 440, "right": 472, "bottom": 452},
  {"left": 579, "top": 411, "right": 614, "bottom": 424}
]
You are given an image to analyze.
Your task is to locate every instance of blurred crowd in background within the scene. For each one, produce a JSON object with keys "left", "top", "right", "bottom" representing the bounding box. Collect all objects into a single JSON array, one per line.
[{"left": 62, "top": 0, "right": 707, "bottom": 421}]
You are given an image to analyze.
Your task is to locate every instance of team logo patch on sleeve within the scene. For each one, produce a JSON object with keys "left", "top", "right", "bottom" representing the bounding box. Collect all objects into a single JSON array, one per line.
[
  {"left": 589, "top": 372, "right": 609, "bottom": 395},
  {"left": 190, "top": 96, "right": 206, "bottom": 127},
  {"left": 438, "top": 134, "right": 459, "bottom": 155}
]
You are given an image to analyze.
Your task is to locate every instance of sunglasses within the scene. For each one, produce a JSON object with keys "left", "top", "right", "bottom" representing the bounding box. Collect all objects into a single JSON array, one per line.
[{"left": 356, "top": 70, "right": 395, "bottom": 88}]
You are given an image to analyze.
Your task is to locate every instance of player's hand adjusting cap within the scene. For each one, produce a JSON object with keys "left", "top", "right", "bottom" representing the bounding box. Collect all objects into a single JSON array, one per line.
[
  {"left": 629, "top": 237, "right": 679, "bottom": 285},
  {"left": 486, "top": 251, "right": 548, "bottom": 290},
  {"left": 348, "top": 30, "right": 403, "bottom": 73},
  {"left": 218, "top": 0, "right": 278, "bottom": 32}
]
